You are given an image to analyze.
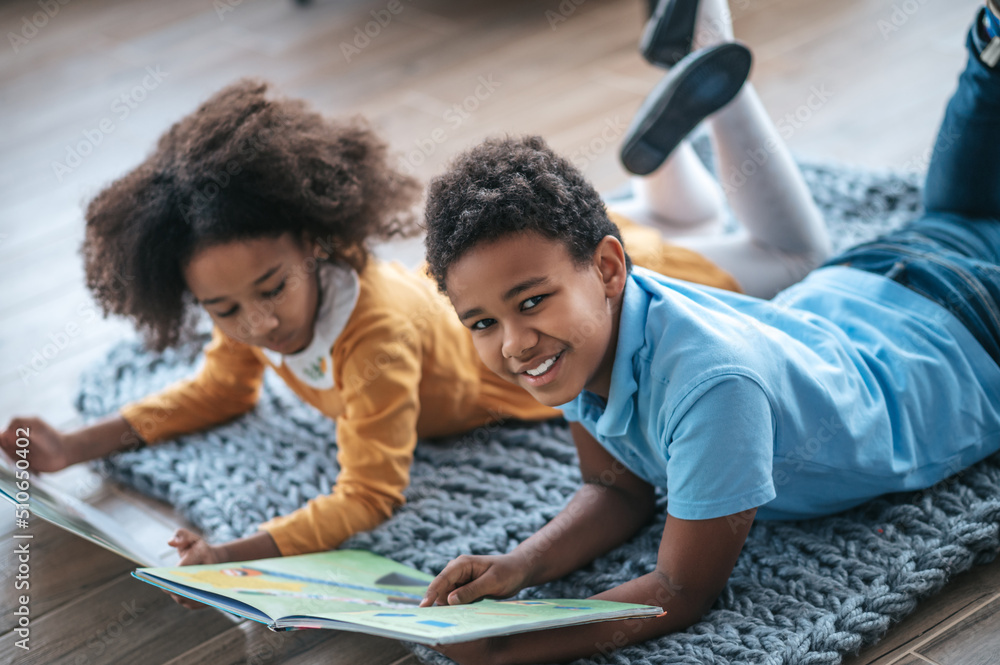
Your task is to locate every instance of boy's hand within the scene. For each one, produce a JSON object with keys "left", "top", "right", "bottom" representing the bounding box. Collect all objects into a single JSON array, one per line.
[
  {"left": 166, "top": 528, "right": 227, "bottom": 610},
  {"left": 434, "top": 638, "right": 498, "bottom": 665},
  {"left": 420, "top": 553, "right": 530, "bottom": 607},
  {"left": 0, "top": 417, "right": 72, "bottom": 472}
]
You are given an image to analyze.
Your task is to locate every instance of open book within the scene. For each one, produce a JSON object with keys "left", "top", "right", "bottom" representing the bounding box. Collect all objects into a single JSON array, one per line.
[
  {"left": 0, "top": 461, "right": 176, "bottom": 567},
  {"left": 133, "top": 549, "right": 663, "bottom": 645}
]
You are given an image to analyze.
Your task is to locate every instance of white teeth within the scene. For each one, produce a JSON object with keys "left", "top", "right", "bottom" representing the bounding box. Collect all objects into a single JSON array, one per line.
[{"left": 525, "top": 354, "right": 559, "bottom": 377}]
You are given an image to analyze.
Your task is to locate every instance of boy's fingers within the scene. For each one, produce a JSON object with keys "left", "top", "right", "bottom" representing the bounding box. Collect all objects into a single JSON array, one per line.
[
  {"left": 419, "top": 581, "right": 444, "bottom": 607},
  {"left": 422, "top": 577, "right": 457, "bottom": 607},
  {"left": 421, "top": 560, "right": 476, "bottom": 606},
  {"left": 447, "top": 573, "right": 495, "bottom": 605}
]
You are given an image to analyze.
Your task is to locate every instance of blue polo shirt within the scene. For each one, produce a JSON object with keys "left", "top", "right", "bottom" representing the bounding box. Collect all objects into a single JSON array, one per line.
[{"left": 560, "top": 266, "right": 1000, "bottom": 521}]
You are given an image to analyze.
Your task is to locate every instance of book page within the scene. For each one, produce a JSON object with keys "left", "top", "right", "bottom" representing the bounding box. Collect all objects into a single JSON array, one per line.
[
  {"left": 134, "top": 549, "right": 662, "bottom": 645},
  {"left": 0, "top": 460, "right": 174, "bottom": 566}
]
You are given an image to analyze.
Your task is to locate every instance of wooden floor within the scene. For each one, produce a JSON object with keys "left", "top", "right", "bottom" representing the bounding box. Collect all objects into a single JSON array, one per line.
[{"left": 1, "top": 0, "right": 997, "bottom": 663}]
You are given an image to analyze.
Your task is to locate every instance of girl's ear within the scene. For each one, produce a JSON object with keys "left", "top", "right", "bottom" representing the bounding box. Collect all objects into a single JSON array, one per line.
[
  {"left": 305, "top": 231, "right": 330, "bottom": 260},
  {"left": 594, "top": 235, "right": 628, "bottom": 299}
]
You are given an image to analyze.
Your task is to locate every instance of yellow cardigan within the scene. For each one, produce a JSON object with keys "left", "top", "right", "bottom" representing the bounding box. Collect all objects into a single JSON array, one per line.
[{"left": 120, "top": 213, "right": 741, "bottom": 555}]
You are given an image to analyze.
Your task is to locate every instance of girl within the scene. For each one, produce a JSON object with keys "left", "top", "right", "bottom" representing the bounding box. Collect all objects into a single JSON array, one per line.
[
  {"left": 418, "top": 2, "right": 1000, "bottom": 664},
  {"left": 0, "top": 78, "right": 761, "bottom": 582}
]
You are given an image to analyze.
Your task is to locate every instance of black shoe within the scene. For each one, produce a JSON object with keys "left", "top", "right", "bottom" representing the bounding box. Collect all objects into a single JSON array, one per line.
[
  {"left": 640, "top": 0, "right": 701, "bottom": 68},
  {"left": 620, "top": 42, "right": 752, "bottom": 176}
]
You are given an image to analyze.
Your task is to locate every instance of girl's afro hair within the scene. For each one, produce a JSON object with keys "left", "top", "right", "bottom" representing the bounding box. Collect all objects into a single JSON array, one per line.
[{"left": 82, "top": 78, "right": 421, "bottom": 351}]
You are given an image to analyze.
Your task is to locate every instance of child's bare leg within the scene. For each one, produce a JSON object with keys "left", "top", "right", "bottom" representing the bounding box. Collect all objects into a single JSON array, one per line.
[{"left": 609, "top": 141, "right": 725, "bottom": 237}]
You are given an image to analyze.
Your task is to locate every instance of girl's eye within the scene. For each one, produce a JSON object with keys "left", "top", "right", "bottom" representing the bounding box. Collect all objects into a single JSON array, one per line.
[
  {"left": 471, "top": 318, "right": 496, "bottom": 331},
  {"left": 216, "top": 306, "right": 238, "bottom": 318},
  {"left": 521, "top": 295, "right": 546, "bottom": 311},
  {"left": 263, "top": 280, "right": 286, "bottom": 298}
]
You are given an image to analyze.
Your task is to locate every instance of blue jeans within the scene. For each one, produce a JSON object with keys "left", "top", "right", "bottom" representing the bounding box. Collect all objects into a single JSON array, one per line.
[{"left": 825, "top": 12, "right": 1000, "bottom": 365}]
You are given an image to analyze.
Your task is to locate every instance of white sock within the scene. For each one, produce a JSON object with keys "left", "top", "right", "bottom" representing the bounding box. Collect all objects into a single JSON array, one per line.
[
  {"left": 691, "top": 0, "right": 735, "bottom": 50},
  {"left": 675, "top": 84, "right": 832, "bottom": 298},
  {"left": 609, "top": 141, "right": 726, "bottom": 237}
]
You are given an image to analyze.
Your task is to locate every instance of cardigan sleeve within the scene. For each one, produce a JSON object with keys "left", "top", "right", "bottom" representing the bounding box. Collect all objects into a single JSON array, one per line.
[
  {"left": 119, "top": 327, "right": 265, "bottom": 444},
  {"left": 260, "top": 313, "right": 422, "bottom": 555}
]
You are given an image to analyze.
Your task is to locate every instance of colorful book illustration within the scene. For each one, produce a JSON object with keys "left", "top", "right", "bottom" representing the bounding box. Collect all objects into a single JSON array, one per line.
[
  {"left": 0, "top": 461, "right": 175, "bottom": 567},
  {"left": 132, "top": 549, "right": 664, "bottom": 645}
]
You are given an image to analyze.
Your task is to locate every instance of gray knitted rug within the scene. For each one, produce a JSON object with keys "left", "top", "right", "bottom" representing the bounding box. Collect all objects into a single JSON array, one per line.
[{"left": 77, "top": 162, "right": 1000, "bottom": 665}]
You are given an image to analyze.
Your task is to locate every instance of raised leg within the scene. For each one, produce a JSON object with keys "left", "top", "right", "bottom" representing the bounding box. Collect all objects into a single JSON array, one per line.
[
  {"left": 609, "top": 141, "right": 726, "bottom": 237},
  {"left": 675, "top": 82, "right": 831, "bottom": 299},
  {"left": 922, "top": 8, "right": 1000, "bottom": 221},
  {"left": 616, "top": 0, "right": 831, "bottom": 298}
]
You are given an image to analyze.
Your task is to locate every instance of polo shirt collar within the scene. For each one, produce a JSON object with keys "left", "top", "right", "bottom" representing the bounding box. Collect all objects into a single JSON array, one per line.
[
  {"left": 590, "top": 271, "right": 650, "bottom": 439},
  {"left": 260, "top": 261, "right": 360, "bottom": 388}
]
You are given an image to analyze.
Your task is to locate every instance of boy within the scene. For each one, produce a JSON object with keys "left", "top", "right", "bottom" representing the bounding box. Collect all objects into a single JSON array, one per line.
[{"left": 417, "top": 4, "right": 1000, "bottom": 664}]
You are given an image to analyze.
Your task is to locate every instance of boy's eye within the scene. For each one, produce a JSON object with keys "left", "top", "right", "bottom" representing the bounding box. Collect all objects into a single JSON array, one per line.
[
  {"left": 521, "top": 295, "right": 547, "bottom": 311},
  {"left": 263, "top": 280, "right": 286, "bottom": 298},
  {"left": 471, "top": 318, "right": 496, "bottom": 331}
]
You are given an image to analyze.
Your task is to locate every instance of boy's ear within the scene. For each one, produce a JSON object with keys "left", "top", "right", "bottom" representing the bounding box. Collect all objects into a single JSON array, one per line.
[{"left": 593, "top": 236, "right": 628, "bottom": 299}]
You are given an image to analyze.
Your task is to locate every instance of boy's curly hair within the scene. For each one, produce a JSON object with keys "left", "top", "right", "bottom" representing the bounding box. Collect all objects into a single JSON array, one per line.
[
  {"left": 423, "top": 135, "right": 629, "bottom": 293},
  {"left": 82, "top": 78, "right": 421, "bottom": 352}
]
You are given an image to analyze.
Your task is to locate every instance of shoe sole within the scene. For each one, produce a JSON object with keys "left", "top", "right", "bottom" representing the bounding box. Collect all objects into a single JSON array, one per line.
[{"left": 621, "top": 42, "right": 752, "bottom": 176}]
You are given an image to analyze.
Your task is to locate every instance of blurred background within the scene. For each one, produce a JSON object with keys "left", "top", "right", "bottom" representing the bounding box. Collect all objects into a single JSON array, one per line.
[
  {"left": 0, "top": 1, "right": 989, "bottom": 663},
  {"left": 0, "top": 0, "right": 980, "bottom": 426}
]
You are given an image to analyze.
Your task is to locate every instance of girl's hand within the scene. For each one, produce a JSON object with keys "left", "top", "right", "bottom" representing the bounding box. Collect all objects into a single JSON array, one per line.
[
  {"left": 0, "top": 417, "right": 72, "bottom": 472},
  {"left": 420, "top": 553, "right": 531, "bottom": 607},
  {"left": 166, "top": 528, "right": 228, "bottom": 610}
]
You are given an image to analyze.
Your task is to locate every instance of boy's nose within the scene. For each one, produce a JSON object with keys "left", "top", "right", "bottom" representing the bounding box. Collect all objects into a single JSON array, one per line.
[{"left": 501, "top": 324, "right": 537, "bottom": 359}]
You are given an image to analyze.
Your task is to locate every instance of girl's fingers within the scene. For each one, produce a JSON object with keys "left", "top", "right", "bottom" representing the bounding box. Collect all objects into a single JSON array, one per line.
[
  {"left": 177, "top": 547, "right": 208, "bottom": 566},
  {"left": 168, "top": 528, "right": 197, "bottom": 548},
  {"left": 167, "top": 590, "right": 206, "bottom": 610}
]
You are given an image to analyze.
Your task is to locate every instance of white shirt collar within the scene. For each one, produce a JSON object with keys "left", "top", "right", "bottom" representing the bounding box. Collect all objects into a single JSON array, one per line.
[{"left": 260, "top": 261, "right": 360, "bottom": 388}]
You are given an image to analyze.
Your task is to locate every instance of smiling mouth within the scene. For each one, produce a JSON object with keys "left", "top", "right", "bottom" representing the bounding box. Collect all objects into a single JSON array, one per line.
[{"left": 523, "top": 351, "right": 563, "bottom": 377}]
